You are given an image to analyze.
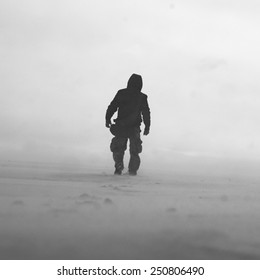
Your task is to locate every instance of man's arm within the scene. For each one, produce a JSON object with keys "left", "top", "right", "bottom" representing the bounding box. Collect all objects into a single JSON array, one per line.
[
  {"left": 141, "top": 95, "right": 151, "bottom": 135},
  {"left": 105, "top": 92, "right": 119, "bottom": 127}
]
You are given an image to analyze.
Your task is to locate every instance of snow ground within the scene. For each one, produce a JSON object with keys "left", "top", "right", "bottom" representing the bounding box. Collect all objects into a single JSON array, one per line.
[{"left": 0, "top": 159, "right": 260, "bottom": 260}]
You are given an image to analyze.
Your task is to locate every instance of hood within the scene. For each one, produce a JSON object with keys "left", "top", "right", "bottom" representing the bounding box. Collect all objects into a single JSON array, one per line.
[{"left": 127, "top": 74, "right": 143, "bottom": 91}]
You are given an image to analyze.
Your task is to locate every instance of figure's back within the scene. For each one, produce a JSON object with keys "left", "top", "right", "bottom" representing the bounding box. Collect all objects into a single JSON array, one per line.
[{"left": 116, "top": 88, "right": 143, "bottom": 120}]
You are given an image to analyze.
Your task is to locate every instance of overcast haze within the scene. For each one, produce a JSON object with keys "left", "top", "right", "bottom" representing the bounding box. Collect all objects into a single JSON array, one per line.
[{"left": 1, "top": 0, "right": 260, "bottom": 166}]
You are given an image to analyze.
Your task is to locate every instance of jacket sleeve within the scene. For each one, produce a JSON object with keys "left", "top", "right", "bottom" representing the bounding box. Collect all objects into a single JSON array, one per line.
[
  {"left": 141, "top": 95, "right": 151, "bottom": 129},
  {"left": 105, "top": 92, "right": 119, "bottom": 123}
]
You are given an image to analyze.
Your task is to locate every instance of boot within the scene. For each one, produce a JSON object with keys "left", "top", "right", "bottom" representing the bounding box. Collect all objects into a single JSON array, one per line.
[
  {"left": 114, "top": 161, "right": 123, "bottom": 175},
  {"left": 114, "top": 169, "right": 122, "bottom": 175}
]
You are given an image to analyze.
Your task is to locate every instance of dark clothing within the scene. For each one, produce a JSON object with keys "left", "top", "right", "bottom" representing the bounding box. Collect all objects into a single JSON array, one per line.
[
  {"left": 106, "top": 74, "right": 151, "bottom": 174},
  {"left": 110, "top": 128, "right": 142, "bottom": 173},
  {"left": 105, "top": 74, "right": 151, "bottom": 130}
]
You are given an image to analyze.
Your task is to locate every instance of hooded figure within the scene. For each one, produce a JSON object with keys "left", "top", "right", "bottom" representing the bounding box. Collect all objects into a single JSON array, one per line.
[
  {"left": 105, "top": 74, "right": 151, "bottom": 175},
  {"left": 127, "top": 73, "right": 143, "bottom": 90}
]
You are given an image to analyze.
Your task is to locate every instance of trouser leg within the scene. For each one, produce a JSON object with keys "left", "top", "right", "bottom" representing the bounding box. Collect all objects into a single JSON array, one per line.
[
  {"left": 128, "top": 129, "right": 142, "bottom": 173},
  {"left": 110, "top": 136, "right": 128, "bottom": 171}
]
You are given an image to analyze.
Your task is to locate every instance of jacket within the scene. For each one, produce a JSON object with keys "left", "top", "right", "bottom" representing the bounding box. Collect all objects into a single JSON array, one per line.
[{"left": 105, "top": 74, "right": 151, "bottom": 129}]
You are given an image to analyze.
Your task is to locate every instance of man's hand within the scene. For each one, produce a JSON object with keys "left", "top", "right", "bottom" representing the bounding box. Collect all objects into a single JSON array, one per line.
[
  {"left": 106, "top": 120, "right": 111, "bottom": 128},
  {"left": 143, "top": 127, "right": 150, "bottom": 136}
]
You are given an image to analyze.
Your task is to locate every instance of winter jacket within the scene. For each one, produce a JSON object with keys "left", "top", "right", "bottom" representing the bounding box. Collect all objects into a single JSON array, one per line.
[{"left": 105, "top": 74, "right": 151, "bottom": 129}]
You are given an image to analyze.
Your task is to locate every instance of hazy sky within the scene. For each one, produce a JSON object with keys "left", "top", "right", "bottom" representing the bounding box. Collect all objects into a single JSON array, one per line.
[{"left": 1, "top": 0, "right": 260, "bottom": 162}]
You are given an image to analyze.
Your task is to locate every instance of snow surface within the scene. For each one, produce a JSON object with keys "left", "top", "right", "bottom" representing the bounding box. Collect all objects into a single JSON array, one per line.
[{"left": 0, "top": 159, "right": 260, "bottom": 260}]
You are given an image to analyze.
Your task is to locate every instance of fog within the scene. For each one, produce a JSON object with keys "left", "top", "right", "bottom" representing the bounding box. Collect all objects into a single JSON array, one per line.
[{"left": 1, "top": 0, "right": 260, "bottom": 170}]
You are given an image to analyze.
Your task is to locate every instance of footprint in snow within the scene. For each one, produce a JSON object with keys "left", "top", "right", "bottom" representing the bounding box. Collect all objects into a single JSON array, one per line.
[
  {"left": 76, "top": 193, "right": 99, "bottom": 206},
  {"left": 13, "top": 200, "right": 25, "bottom": 206},
  {"left": 104, "top": 198, "right": 114, "bottom": 205},
  {"left": 166, "top": 207, "right": 177, "bottom": 213}
]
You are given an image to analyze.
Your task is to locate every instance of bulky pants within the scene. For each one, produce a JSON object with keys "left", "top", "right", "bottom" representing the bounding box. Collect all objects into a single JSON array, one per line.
[{"left": 110, "top": 128, "right": 142, "bottom": 172}]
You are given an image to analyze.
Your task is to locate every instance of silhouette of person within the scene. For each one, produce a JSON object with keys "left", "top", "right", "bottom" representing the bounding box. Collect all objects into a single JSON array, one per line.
[{"left": 105, "top": 74, "right": 151, "bottom": 175}]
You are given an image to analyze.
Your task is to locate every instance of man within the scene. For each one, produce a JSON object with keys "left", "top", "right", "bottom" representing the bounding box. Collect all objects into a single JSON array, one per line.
[{"left": 105, "top": 74, "right": 151, "bottom": 175}]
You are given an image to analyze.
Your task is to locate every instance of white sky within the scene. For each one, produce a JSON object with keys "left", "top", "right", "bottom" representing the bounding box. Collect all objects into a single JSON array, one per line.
[{"left": 1, "top": 0, "right": 260, "bottom": 162}]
